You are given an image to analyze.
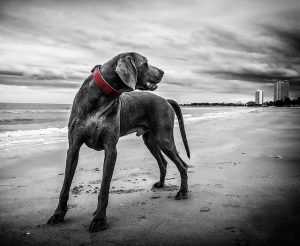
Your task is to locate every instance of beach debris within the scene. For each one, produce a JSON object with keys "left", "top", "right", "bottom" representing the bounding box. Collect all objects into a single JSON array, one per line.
[
  {"left": 266, "top": 155, "right": 283, "bottom": 159},
  {"left": 120, "top": 203, "right": 124, "bottom": 206},
  {"left": 200, "top": 207, "right": 210, "bottom": 212},
  {"left": 26, "top": 232, "right": 31, "bottom": 236},
  {"left": 58, "top": 173, "right": 64, "bottom": 176},
  {"left": 241, "top": 152, "right": 245, "bottom": 154},
  {"left": 139, "top": 215, "right": 146, "bottom": 219}
]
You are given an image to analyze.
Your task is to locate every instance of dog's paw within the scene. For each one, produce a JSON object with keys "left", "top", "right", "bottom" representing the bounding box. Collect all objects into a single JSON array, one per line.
[
  {"left": 152, "top": 181, "right": 164, "bottom": 189},
  {"left": 89, "top": 218, "right": 108, "bottom": 233},
  {"left": 47, "top": 213, "right": 65, "bottom": 225},
  {"left": 175, "top": 190, "right": 188, "bottom": 200}
]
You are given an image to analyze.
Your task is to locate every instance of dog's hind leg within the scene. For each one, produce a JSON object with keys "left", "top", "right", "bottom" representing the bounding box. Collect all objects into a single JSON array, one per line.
[
  {"left": 156, "top": 136, "right": 188, "bottom": 200},
  {"left": 176, "top": 153, "right": 188, "bottom": 168},
  {"left": 143, "top": 131, "right": 168, "bottom": 188},
  {"left": 48, "top": 136, "right": 83, "bottom": 225}
]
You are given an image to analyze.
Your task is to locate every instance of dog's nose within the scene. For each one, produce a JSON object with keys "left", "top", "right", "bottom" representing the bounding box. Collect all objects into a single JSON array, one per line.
[{"left": 160, "top": 72, "right": 164, "bottom": 79}]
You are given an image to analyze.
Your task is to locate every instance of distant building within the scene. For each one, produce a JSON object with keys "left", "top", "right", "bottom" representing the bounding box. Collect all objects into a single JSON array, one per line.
[
  {"left": 274, "top": 80, "right": 289, "bottom": 101},
  {"left": 255, "top": 89, "right": 263, "bottom": 105}
]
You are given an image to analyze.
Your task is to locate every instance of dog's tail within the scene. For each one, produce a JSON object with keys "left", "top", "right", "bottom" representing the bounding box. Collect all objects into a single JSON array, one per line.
[{"left": 167, "top": 99, "right": 190, "bottom": 159}]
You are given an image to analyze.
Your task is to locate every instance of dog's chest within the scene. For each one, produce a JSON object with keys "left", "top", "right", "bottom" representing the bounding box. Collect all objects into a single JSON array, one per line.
[{"left": 83, "top": 114, "right": 109, "bottom": 151}]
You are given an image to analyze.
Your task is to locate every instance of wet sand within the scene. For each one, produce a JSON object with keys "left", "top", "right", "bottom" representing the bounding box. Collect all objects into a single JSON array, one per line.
[{"left": 1, "top": 107, "right": 300, "bottom": 245}]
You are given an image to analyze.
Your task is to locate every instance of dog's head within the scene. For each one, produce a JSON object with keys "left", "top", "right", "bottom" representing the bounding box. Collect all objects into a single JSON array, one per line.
[{"left": 113, "top": 52, "right": 164, "bottom": 92}]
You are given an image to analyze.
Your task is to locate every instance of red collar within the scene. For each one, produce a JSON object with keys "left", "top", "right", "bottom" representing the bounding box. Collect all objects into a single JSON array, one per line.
[{"left": 92, "top": 67, "right": 122, "bottom": 97}]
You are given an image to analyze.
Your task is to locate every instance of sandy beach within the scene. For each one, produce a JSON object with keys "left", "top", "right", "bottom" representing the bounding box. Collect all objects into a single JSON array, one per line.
[{"left": 0, "top": 107, "right": 300, "bottom": 245}]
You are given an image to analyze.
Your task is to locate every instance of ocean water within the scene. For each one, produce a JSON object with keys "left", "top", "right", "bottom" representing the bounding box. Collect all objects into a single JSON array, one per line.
[
  {"left": 0, "top": 103, "right": 253, "bottom": 151},
  {"left": 0, "top": 103, "right": 71, "bottom": 151}
]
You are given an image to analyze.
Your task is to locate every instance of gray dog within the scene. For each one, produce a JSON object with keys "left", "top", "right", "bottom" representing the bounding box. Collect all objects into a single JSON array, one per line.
[{"left": 48, "top": 52, "right": 190, "bottom": 232}]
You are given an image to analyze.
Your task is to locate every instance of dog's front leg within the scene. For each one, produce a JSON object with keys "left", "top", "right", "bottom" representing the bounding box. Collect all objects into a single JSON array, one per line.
[
  {"left": 89, "top": 145, "right": 117, "bottom": 232},
  {"left": 48, "top": 142, "right": 82, "bottom": 225}
]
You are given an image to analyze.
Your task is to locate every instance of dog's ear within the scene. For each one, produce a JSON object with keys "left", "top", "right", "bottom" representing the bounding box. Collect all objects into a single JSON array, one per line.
[{"left": 115, "top": 56, "right": 137, "bottom": 91}]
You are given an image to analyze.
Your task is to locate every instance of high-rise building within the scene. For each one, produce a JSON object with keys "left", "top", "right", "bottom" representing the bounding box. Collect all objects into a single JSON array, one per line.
[
  {"left": 274, "top": 80, "right": 289, "bottom": 102},
  {"left": 255, "top": 89, "right": 263, "bottom": 105}
]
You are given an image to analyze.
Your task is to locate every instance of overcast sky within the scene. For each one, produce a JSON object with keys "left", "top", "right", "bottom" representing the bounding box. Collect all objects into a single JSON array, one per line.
[{"left": 0, "top": 0, "right": 299, "bottom": 103}]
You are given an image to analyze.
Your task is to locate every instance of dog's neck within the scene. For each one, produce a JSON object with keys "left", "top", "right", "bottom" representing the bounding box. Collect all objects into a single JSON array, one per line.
[
  {"left": 81, "top": 59, "right": 129, "bottom": 113},
  {"left": 83, "top": 78, "right": 120, "bottom": 116},
  {"left": 99, "top": 62, "right": 125, "bottom": 92},
  {"left": 92, "top": 67, "right": 121, "bottom": 98}
]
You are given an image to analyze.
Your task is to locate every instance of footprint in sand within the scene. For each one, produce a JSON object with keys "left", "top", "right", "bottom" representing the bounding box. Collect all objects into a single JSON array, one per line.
[
  {"left": 222, "top": 204, "right": 241, "bottom": 208},
  {"left": 71, "top": 185, "right": 84, "bottom": 195},
  {"left": 165, "top": 177, "right": 176, "bottom": 180},
  {"left": 151, "top": 185, "right": 179, "bottom": 192},
  {"left": 225, "top": 194, "right": 240, "bottom": 198},
  {"left": 235, "top": 239, "right": 250, "bottom": 246},
  {"left": 68, "top": 204, "right": 77, "bottom": 209},
  {"left": 89, "top": 179, "right": 101, "bottom": 184},
  {"left": 110, "top": 188, "right": 145, "bottom": 194},
  {"left": 91, "top": 167, "right": 100, "bottom": 172},
  {"left": 224, "top": 226, "right": 237, "bottom": 233},
  {"left": 224, "top": 226, "right": 244, "bottom": 234},
  {"left": 200, "top": 207, "right": 210, "bottom": 212},
  {"left": 150, "top": 196, "right": 161, "bottom": 199}
]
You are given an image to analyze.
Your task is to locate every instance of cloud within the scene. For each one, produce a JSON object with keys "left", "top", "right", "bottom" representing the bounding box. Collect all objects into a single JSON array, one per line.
[
  {"left": 0, "top": 0, "right": 300, "bottom": 103},
  {"left": 192, "top": 23, "right": 300, "bottom": 94},
  {"left": 0, "top": 75, "right": 82, "bottom": 88}
]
